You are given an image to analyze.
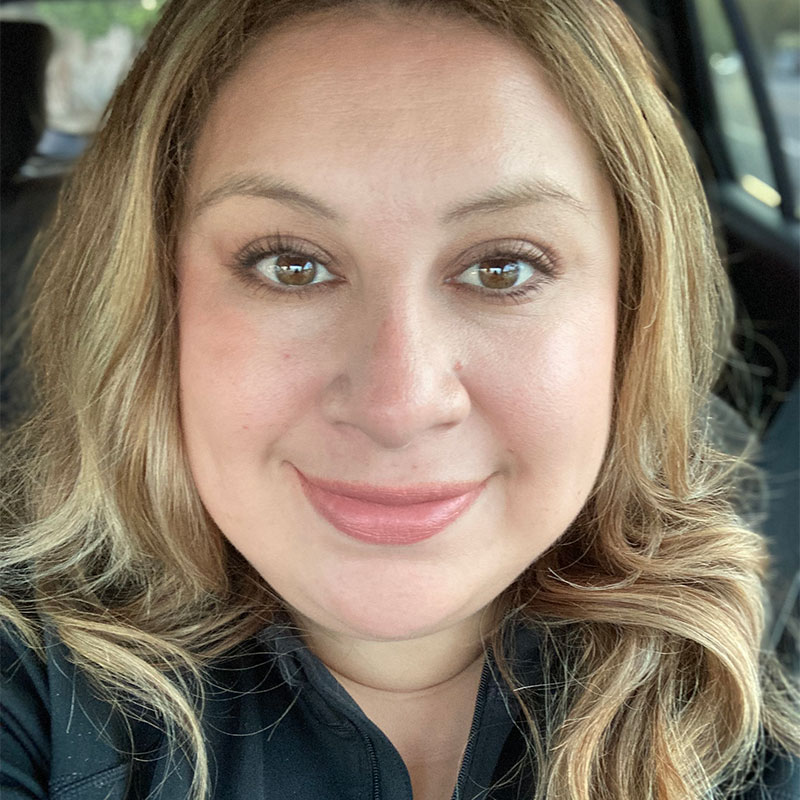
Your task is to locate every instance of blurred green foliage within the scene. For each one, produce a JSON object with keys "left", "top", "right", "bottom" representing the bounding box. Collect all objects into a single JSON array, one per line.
[
  {"left": 698, "top": 0, "right": 799, "bottom": 57},
  {"left": 741, "top": 0, "right": 799, "bottom": 56},
  {"left": 26, "top": 0, "right": 799, "bottom": 56},
  {"left": 33, "top": 0, "right": 165, "bottom": 42}
]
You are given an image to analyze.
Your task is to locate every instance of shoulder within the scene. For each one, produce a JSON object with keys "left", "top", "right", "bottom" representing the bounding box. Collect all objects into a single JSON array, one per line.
[
  {"left": 0, "top": 617, "right": 303, "bottom": 800},
  {"left": 729, "top": 743, "right": 800, "bottom": 800},
  {"left": 1, "top": 620, "right": 51, "bottom": 799},
  {"left": 1, "top": 619, "right": 162, "bottom": 800}
]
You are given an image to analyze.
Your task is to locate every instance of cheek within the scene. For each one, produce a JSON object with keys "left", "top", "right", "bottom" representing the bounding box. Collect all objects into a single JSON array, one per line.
[
  {"left": 177, "top": 280, "right": 328, "bottom": 460},
  {"left": 468, "top": 305, "right": 616, "bottom": 506}
]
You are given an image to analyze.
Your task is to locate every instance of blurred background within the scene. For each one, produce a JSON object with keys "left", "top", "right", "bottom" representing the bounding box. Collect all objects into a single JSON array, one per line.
[{"left": 1, "top": 0, "right": 797, "bottom": 671}]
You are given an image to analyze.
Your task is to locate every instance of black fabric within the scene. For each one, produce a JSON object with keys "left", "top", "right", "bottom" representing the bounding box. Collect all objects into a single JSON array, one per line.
[
  {"left": 0, "top": 171, "right": 62, "bottom": 427},
  {"left": 0, "top": 20, "right": 60, "bottom": 427},
  {"left": 1, "top": 618, "right": 797, "bottom": 799},
  {"left": 756, "top": 380, "right": 800, "bottom": 676},
  {"left": 0, "top": 21, "right": 53, "bottom": 185}
]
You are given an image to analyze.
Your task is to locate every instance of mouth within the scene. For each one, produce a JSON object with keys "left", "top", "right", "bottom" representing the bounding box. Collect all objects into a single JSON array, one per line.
[{"left": 293, "top": 467, "right": 488, "bottom": 545}]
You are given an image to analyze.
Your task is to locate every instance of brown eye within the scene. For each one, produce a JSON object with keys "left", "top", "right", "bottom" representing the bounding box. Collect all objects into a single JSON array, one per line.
[
  {"left": 252, "top": 249, "right": 338, "bottom": 289},
  {"left": 478, "top": 259, "right": 521, "bottom": 290},
  {"left": 454, "top": 251, "right": 539, "bottom": 294},
  {"left": 273, "top": 254, "right": 317, "bottom": 285}
]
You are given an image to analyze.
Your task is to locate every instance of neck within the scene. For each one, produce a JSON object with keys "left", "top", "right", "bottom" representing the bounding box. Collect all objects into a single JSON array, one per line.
[{"left": 295, "top": 604, "right": 499, "bottom": 696}]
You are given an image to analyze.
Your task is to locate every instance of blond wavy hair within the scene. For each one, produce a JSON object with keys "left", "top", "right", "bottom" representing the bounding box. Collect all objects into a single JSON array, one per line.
[{"left": 3, "top": 1, "right": 798, "bottom": 798}]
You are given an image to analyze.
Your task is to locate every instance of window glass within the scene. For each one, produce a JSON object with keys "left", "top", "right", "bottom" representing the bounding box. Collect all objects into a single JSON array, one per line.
[
  {"left": 737, "top": 0, "right": 800, "bottom": 211},
  {"left": 695, "top": 0, "right": 799, "bottom": 216},
  {"left": 0, "top": 0, "right": 164, "bottom": 169}
]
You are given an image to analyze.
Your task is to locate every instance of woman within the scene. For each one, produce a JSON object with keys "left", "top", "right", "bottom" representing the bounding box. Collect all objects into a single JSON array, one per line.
[{"left": 2, "top": 0, "right": 798, "bottom": 798}]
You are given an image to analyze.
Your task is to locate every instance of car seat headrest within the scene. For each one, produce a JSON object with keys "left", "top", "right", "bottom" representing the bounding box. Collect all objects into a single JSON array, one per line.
[{"left": 0, "top": 21, "right": 54, "bottom": 186}]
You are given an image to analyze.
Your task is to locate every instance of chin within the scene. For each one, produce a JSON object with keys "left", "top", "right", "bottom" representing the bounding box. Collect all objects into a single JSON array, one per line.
[{"left": 295, "top": 569, "right": 476, "bottom": 643}]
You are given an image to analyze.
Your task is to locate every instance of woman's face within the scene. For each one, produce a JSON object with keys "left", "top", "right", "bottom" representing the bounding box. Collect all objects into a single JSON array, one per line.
[{"left": 177, "top": 11, "right": 619, "bottom": 642}]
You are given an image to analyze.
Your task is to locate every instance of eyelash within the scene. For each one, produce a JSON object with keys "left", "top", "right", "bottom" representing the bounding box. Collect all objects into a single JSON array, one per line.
[{"left": 230, "top": 232, "right": 560, "bottom": 304}]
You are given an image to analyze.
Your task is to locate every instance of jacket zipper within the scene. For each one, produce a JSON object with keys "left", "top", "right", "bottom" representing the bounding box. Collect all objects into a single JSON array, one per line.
[
  {"left": 450, "top": 660, "right": 491, "bottom": 800},
  {"left": 355, "top": 659, "right": 491, "bottom": 800},
  {"left": 362, "top": 729, "right": 381, "bottom": 800}
]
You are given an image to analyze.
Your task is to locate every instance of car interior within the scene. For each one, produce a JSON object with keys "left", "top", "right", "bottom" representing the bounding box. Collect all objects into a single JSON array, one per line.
[{"left": 1, "top": 0, "right": 797, "bottom": 675}]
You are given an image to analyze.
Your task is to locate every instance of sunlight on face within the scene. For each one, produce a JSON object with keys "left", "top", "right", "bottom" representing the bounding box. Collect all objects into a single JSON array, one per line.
[{"left": 177, "top": 10, "right": 619, "bottom": 643}]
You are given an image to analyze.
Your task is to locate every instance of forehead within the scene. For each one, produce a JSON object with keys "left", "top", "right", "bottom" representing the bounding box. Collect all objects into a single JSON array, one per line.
[{"left": 186, "top": 9, "right": 611, "bottom": 228}]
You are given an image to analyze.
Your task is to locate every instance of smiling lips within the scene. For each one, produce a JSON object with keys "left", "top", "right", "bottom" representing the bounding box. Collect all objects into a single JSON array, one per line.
[{"left": 294, "top": 467, "right": 487, "bottom": 545}]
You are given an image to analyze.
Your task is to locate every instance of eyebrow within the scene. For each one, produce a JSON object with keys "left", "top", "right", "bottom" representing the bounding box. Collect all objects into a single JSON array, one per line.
[{"left": 192, "top": 172, "right": 590, "bottom": 224}]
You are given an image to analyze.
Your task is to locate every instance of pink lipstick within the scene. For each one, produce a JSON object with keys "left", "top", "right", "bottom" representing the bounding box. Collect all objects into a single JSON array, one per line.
[{"left": 294, "top": 467, "right": 486, "bottom": 545}]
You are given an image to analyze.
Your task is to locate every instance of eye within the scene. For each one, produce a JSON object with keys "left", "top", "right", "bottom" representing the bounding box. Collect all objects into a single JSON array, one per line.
[
  {"left": 450, "top": 243, "right": 557, "bottom": 300},
  {"left": 233, "top": 234, "right": 340, "bottom": 292},
  {"left": 254, "top": 251, "right": 337, "bottom": 287},
  {"left": 456, "top": 257, "right": 534, "bottom": 290}
]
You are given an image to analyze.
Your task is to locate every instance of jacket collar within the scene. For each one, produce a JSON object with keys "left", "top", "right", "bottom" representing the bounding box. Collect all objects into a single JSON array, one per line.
[{"left": 253, "top": 611, "right": 544, "bottom": 728}]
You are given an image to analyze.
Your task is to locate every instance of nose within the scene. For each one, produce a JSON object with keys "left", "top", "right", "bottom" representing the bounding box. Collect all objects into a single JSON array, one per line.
[{"left": 321, "top": 297, "right": 471, "bottom": 450}]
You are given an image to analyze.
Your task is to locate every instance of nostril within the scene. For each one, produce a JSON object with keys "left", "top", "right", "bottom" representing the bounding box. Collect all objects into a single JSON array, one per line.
[{"left": 320, "top": 363, "right": 471, "bottom": 450}]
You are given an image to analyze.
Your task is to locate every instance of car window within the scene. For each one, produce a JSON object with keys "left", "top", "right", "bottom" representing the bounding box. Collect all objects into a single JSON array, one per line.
[
  {"left": 737, "top": 0, "right": 800, "bottom": 206},
  {"left": 0, "top": 0, "right": 164, "bottom": 174},
  {"left": 694, "top": 0, "right": 799, "bottom": 217}
]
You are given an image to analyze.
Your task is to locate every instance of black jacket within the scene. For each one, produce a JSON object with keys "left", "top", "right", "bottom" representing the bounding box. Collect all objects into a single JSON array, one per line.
[{"left": 1, "top": 618, "right": 797, "bottom": 799}]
